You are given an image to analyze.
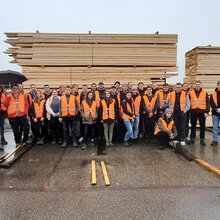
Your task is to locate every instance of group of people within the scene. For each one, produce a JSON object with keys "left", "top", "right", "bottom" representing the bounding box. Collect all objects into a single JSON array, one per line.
[{"left": 0, "top": 80, "right": 219, "bottom": 151}]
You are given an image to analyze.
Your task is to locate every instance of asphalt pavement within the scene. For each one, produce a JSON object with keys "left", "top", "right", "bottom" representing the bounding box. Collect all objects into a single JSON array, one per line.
[{"left": 0, "top": 128, "right": 220, "bottom": 219}]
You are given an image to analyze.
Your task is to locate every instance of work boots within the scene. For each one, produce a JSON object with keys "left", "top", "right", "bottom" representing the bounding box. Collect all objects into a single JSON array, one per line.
[
  {"left": 1, "top": 138, "right": 7, "bottom": 145},
  {"left": 61, "top": 142, "right": 67, "bottom": 148}
]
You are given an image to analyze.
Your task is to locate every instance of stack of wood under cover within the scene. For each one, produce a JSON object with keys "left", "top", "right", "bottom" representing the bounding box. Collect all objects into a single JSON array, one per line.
[
  {"left": 185, "top": 46, "right": 220, "bottom": 95},
  {"left": 4, "top": 32, "right": 178, "bottom": 89}
]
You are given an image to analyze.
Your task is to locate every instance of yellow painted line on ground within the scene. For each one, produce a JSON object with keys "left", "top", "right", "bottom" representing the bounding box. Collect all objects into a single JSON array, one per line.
[
  {"left": 91, "top": 160, "right": 97, "bottom": 185},
  {"left": 101, "top": 161, "right": 110, "bottom": 186},
  {"left": 195, "top": 158, "right": 220, "bottom": 178}
]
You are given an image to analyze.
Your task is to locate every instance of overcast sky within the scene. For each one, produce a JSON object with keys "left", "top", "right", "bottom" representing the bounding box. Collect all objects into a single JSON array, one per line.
[{"left": 1, "top": 0, "right": 220, "bottom": 83}]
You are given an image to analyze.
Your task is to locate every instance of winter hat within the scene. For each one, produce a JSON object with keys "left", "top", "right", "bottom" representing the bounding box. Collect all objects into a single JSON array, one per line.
[
  {"left": 131, "top": 86, "right": 138, "bottom": 91},
  {"left": 164, "top": 108, "right": 172, "bottom": 114}
]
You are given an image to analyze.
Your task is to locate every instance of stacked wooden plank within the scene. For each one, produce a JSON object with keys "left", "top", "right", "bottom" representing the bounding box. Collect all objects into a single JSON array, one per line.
[
  {"left": 4, "top": 32, "right": 178, "bottom": 89},
  {"left": 185, "top": 46, "right": 220, "bottom": 127},
  {"left": 185, "top": 46, "right": 220, "bottom": 95}
]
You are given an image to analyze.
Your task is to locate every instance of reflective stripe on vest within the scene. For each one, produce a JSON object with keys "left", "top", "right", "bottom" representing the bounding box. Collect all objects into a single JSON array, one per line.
[
  {"left": 34, "top": 99, "right": 45, "bottom": 118},
  {"left": 143, "top": 95, "right": 157, "bottom": 113},
  {"left": 0, "top": 93, "right": 6, "bottom": 111},
  {"left": 133, "top": 95, "right": 141, "bottom": 116},
  {"left": 170, "top": 91, "right": 186, "bottom": 112},
  {"left": 82, "top": 100, "right": 97, "bottom": 118},
  {"left": 61, "top": 95, "right": 76, "bottom": 117},
  {"left": 189, "top": 90, "right": 206, "bottom": 110},
  {"left": 101, "top": 99, "right": 115, "bottom": 120},
  {"left": 7, "top": 94, "right": 25, "bottom": 114},
  {"left": 211, "top": 91, "right": 218, "bottom": 107},
  {"left": 154, "top": 118, "right": 174, "bottom": 135},
  {"left": 158, "top": 91, "right": 170, "bottom": 106},
  {"left": 75, "top": 93, "right": 81, "bottom": 111},
  {"left": 122, "top": 101, "right": 134, "bottom": 120}
]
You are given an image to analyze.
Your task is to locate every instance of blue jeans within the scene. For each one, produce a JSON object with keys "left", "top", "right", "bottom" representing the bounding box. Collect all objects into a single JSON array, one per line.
[
  {"left": 123, "top": 119, "right": 134, "bottom": 142},
  {"left": 133, "top": 115, "right": 140, "bottom": 139},
  {"left": 212, "top": 115, "right": 220, "bottom": 142}
]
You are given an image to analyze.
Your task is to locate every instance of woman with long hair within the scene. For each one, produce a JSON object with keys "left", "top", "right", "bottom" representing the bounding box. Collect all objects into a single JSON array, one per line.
[
  {"left": 46, "top": 89, "right": 62, "bottom": 145},
  {"left": 30, "top": 90, "right": 46, "bottom": 145},
  {"left": 80, "top": 91, "right": 98, "bottom": 150},
  {"left": 121, "top": 91, "right": 135, "bottom": 147},
  {"left": 99, "top": 90, "right": 118, "bottom": 147}
]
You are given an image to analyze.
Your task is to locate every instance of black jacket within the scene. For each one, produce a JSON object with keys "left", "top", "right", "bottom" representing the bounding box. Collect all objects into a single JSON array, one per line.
[
  {"left": 210, "top": 88, "right": 220, "bottom": 116},
  {"left": 122, "top": 99, "right": 134, "bottom": 117}
]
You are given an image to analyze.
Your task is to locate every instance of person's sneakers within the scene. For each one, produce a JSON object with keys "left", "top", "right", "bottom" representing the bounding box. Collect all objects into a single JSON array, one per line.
[
  {"left": 73, "top": 140, "right": 78, "bottom": 148},
  {"left": 200, "top": 139, "right": 206, "bottom": 146},
  {"left": 36, "top": 140, "right": 41, "bottom": 145},
  {"left": 123, "top": 141, "right": 130, "bottom": 147},
  {"left": 90, "top": 139, "right": 95, "bottom": 147},
  {"left": 172, "top": 140, "right": 179, "bottom": 149},
  {"left": 58, "top": 139, "right": 62, "bottom": 145},
  {"left": 61, "top": 142, "right": 67, "bottom": 148},
  {"left": 211, "top": 141, "right": 218, "bottom": 146},
  {"left": 180, "top": 141, "right": 186, "bottom": 146},
  {"left": 78, "top": 137, "right": 84, "bottom": 143},
  {"left": 139, "top": 133, "right": 144, "bottom": 139},
  {"left": 52, "top": 140, "right": 56, "bottom": 145},
  {"left": 106, "top": 142, "right": 110, "bottom": 147},
  {"left": 109, "top": 142, "right": 114, "bottom": 147},
  {"left": 81, "top": 143, "right": 87, "bottom": 150},
  {"left": 187, "top": 139, "right": 195, "bottom": 145},
  {"left": 1, "top": 138, "right": 8, "bottom": 145},
  {"left": 158, "top": 145, "right": 165, "bottom": 150},
  {"left": 128, "top": 141, "right": 133, "bottom": 146}
]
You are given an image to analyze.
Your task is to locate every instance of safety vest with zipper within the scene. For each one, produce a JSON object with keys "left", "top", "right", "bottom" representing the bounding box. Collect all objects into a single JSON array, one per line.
[
  {"left": 82, "top": 100, "right": 97, "bottom": 119},
  {"left": 7, "top": 94, "right": 25, "bottom": 115},
  {"left": 122, "top": 101, "right": 134, "bottom": 120},
  {"left": 133, "top": 95, "right": 141, "bottom": 116},
  {"left": 101, "top": 99, "right": 115, "bottom": 120},
  {"left": 189, "top": 89, "right": 207, "bottom": 110},
  {"left": 33, "top": 99, "right": 46, "bottom": 118},
  {"left": 61, "top": 95, "right": 76, "bottom": 117},
  {"left": 0, "top": 93, "right": 6, "bottom": 111},
  {"left": 154, "top": 118, "right": 174, "bottom": 135},
  {"left": 170, "top": 91, "right": 187, "bottom": 112},
  {"left": 143, "top": 95, "right": 157, "bottom": 113}
]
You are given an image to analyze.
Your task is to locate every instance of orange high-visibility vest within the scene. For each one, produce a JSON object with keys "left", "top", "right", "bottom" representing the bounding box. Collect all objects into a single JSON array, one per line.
[
  {"left": 74, "top": 93, "right": 81, "bottom": 111},
  {"left": 189, "top": 89, "right": 207, "bottom": 110},
  {"left": 33, "top": 99, "right": 45, "bottom": 118},
  {"left": 7, "top": 94, "right": 25, "bottom": 115},
  {"left": 122, "top": 101, "right": 134, "bottom": 120},
  {"left": 211, "top": 91, "right": 218, "bottom": 107},
  {"left": 158, "top": 91, "right": 170, "bottom": 106},
  {"left": 154, "top": 118, "right": 174, "bottom": 135},
  {"left": 61, "top": 95, "right": 76, "bottom": 117},
  {"left": 94, "top": 90, "right": 100, "bottom": 108},
  {"left": 0, "top": 93, "right": 6, "bottom": 111},
  {"left": 143, "top": 95, "right": 157, "bottom": 113},
  {"left": 101, "top": 99, "right": 115, "bottom": 120},
  {"left": 170, "top": 91, "right": 186, "bottom": 112},
  {"left": 117, "top": 92, "right": 125, "bottom": 117},
  {"left": 133, "top": 95, "right": 141, "bottom": 116},
  {"left": 27, "top": 93, "right": 33, "bottom": 104},
  {"left": 82, "top": 100, "right": 97, "bottom": 119}
]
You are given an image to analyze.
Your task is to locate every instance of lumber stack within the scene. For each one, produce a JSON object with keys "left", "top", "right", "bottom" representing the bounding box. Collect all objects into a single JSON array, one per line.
[
  {"left": 185, "top": 46, "right": 220, "bottom": 94},
  {"left": 185, "top": 46, "right": 220, "bottom": 127},
  {"left": 4, "top": 32, "right": 178, "bottom": 89}
]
